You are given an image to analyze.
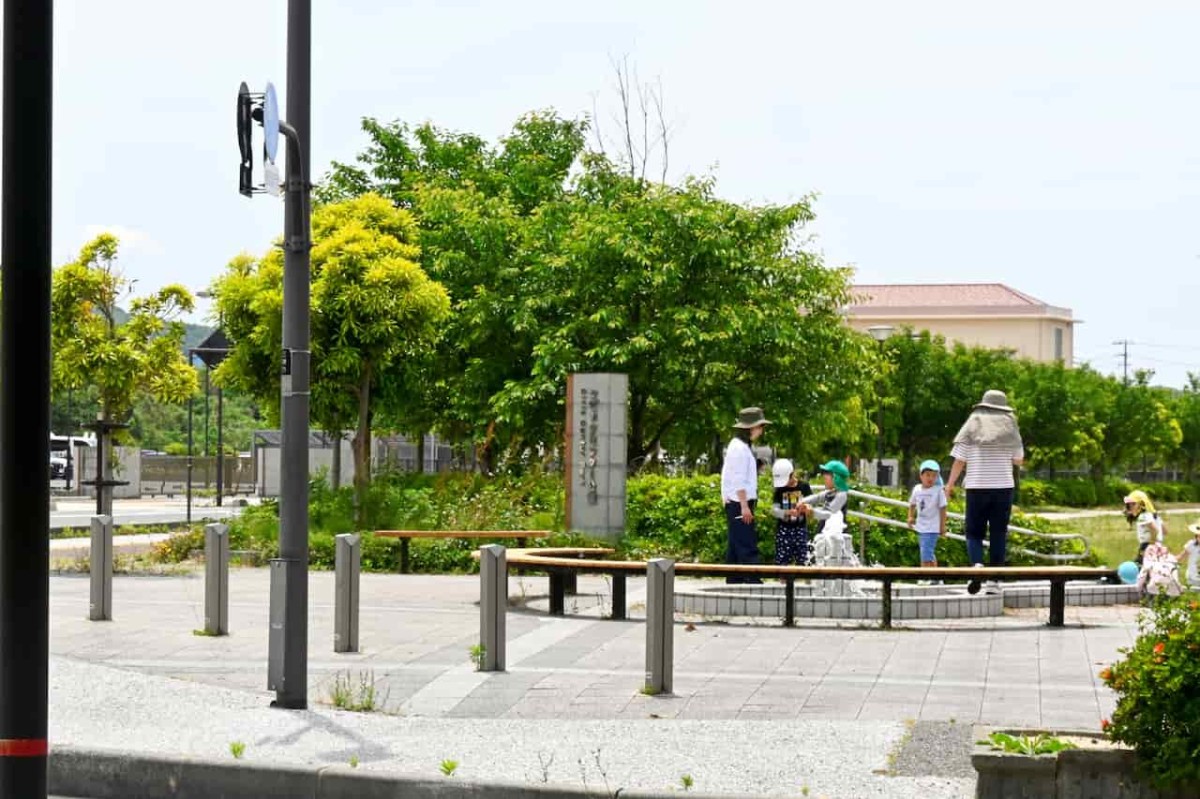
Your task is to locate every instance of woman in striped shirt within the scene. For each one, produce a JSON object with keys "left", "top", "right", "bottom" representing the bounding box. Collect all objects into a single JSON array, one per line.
[{"left": 944, "top": 390, "right": 1024, "bottom": 595}]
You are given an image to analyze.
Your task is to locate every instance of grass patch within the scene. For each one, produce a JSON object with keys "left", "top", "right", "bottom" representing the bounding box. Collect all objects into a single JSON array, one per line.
[{"left": 1056, "top": 513, "right": 1199, "bottom": 568}]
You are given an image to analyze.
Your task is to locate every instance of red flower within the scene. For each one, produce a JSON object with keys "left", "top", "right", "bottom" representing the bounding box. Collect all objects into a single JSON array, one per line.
[
  {"left": 1101, "top": 718, "right": 1111, "bottom": 732},
  {"left": 1099, "top": 667, "right": 1112, "bottom": 681},
  {"left": 1153, "top": 642, "right": 1165, "bottom": 655}
]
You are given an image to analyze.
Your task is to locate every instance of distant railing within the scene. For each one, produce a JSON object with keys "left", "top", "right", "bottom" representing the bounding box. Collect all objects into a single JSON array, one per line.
[
  {"left": 847, "top": 489, "right": 1092, "bottom": 563},
  {"left": 140, "top": 455, "right": 255, "bottom": 497}
]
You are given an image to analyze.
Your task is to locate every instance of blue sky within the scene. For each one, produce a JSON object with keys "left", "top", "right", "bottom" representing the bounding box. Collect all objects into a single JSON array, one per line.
[{"left": 40, "top": 1, "right": 1200, "bottom": 387}]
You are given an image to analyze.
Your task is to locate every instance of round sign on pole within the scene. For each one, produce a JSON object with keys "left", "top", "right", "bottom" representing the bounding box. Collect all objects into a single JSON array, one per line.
[{"left": 263, "top": 82, "right": 280, "bottom": 164}]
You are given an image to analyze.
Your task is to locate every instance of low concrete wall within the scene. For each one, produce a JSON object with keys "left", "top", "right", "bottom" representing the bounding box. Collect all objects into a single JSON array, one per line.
[
  {"left": 972, "top": 729, "right": 1199, "bottom": 799},
  {"left": 49, "top": 745, "right": 733, "bottom": 799}
]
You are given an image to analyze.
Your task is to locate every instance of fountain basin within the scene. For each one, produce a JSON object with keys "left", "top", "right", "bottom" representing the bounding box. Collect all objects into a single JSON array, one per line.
[{"left": 674, "top": 580, "right": 1138, "bottom": 621}]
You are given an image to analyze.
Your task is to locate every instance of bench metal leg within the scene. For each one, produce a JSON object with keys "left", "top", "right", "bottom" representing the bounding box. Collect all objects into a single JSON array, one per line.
[
  {"left": 611, "top": 573, "right": 626, "bottom": 620},
  {"left": 784, "top": 577, "right": 795, "bottom": 628},
  {"left": 400, "top": 538, "right": 410, "bottom": 574},
  {"left": 549, "top": 571, "right": 565, "bottom": 616},
  {"left": 1048, "top": 579, "right": 1066, "bottom": 628},
  {"left": 516, "top": 537, "right": 528, "bottom": 549},
  {"left": 880, "top": 578, "right": 893, "bottom": 629},
  {"left": 563, "top": 572, "right": 578, "bottom": 595}
]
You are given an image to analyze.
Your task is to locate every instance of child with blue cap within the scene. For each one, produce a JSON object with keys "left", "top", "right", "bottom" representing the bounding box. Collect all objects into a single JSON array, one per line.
[{"left": 908, "top": 459, "right": 948, "bottom": 571}]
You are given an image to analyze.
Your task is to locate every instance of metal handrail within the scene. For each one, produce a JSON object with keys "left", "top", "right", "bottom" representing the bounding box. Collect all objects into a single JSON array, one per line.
[{"left": 845, "top": 489, "right": 1091, "bottom": 562}]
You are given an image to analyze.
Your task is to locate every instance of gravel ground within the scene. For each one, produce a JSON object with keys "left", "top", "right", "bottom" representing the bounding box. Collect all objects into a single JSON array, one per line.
[
  {"left": 50, "top": 657, "right": 973, "bottom": 798},
  {"left": 890, "top": 721, "right": 977, "bottom": 779}
]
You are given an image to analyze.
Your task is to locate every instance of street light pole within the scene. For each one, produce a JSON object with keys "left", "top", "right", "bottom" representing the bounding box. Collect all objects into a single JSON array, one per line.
[
  {"left": 867, "top": 326, "right": 895, "bottom": 487},
  {"left": 0, "top": 0, "right": 53, "bottom": 794},
  {"left": 271, "top": 0, "right": 312, "bottom": 710}
]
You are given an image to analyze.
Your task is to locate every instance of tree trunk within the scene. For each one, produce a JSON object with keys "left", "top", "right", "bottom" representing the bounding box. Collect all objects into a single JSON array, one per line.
[
  {"left": 330, "top": 432, "right": 341, "bottom": 490},
  {"left": 416, "top": 433, "right": 425, "bottom": 473},
  {"left": 351, "top": 365, "right": 373, "bottom": 528}
]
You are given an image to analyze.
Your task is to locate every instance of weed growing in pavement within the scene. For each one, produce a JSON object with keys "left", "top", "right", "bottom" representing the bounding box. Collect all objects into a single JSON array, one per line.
[
  {"left": 349, "top": 755, "right": 359, "bottom": 768},
  {"left": 229, "top": 741, "right": 245, "bottom": 759},
  {"left": 535, "top": 751, "right": 554, "bottom": 783},
  {"left": 192, "top": 628, "right": 220, "bottom": 637},
  {"left": 980, "top": 732, "right": 1077, "bottom": 756},
  {"left": 680, "top": 774, "right": 694, "bottom": 791},
  {"left": 469, "top": 643, "right": 486, "bottom": 670},
  {"left": 440, "top": 759, "right": 459, "bottom": 777},
  {"left": 577, "top": 748, "right": 616, "bottom": 798},
  {"left": 328, "top": 670, "right": 383, "bottom": 712}
]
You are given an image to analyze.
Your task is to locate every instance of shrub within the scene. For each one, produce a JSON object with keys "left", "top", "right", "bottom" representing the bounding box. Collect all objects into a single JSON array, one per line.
[
  {"left": 1101, "top": 596, "right": 1200, "bottom": 789},
  {"left": 148, "top": 470, "right": 1093, "bottom": 572}
]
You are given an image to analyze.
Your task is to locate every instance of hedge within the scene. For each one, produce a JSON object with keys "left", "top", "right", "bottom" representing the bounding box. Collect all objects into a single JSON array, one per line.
[{"left": 151, "top": 470, "right": 1094, "bottom": 572}]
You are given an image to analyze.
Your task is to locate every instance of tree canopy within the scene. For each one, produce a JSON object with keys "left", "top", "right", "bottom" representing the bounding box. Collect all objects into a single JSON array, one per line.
[{"left": 214, "top": 194, "right": 450, "bottom": 514}]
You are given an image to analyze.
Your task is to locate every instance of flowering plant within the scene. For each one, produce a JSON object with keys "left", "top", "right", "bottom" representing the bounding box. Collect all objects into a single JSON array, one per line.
[{"left": 1101, "top": 595, "right": 1200, "bottom": 788}]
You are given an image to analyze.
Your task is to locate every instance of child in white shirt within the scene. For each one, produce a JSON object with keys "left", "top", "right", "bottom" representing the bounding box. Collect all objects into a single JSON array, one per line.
[
  {"left": 1123, "top": 490, "right": 1164, "bottom": 564},
  {"left": 908, "top": 459, "right": 948, "bottom": 568},
  {"left": 1179, "top": 522, "right": 1200, "bottom": 589}
]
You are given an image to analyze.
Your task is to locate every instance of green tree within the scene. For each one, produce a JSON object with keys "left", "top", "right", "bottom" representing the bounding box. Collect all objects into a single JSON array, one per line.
[
  {"left": 1097, "top": 370, "right": 1183, "bottom": 478},
  {"left": 1171, "top": 373, "right": 1200, "bottom": 482},
  {"left": 214, "top": 194, "right": 450, "bottom": 519},
  {"left": 323, "top": 112, "right": 588, "bottom": 471},
  {"left": 505, "top": 155, "right": 872, "bottom": 468},
  {"left": 51, "top": 234, "right": 198, "bottom": 509},
  {"left": 1011, "top": 361, "right": 1107, "bottom": 474}
]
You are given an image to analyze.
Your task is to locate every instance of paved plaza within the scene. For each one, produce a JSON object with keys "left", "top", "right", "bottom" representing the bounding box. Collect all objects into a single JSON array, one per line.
[{"left": 48, "top": 568, "right": 1140, "bottom": 797}]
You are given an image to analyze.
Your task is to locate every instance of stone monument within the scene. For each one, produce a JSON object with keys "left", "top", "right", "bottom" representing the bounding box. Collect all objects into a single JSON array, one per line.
[{"left": 564, "top": 373, "right": 628, "bottom": 541}]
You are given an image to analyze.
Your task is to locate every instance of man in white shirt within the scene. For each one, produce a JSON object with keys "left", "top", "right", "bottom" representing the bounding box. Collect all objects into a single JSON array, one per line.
[{"left": 721, "top": 407, "right": 771, "bottom": 583}]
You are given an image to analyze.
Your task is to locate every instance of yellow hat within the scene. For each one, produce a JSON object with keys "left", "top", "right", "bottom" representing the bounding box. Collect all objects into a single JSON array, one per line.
[{"left": 1123, "top": 490, "right": 1156, "bottom": 515}]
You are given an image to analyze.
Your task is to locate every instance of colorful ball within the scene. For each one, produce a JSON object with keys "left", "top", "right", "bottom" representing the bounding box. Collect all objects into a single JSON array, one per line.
[{"left": 1117, "top": 561, "right": 1140, "bottom": 584}]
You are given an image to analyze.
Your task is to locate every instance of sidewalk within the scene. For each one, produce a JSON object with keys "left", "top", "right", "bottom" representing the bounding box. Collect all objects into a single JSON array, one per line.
[
  {"left": 48, "top": 569, "right": 1137, "bottom": 797},
  {"left": 49, "top": 495, "right": 255, "bottom": 531}
]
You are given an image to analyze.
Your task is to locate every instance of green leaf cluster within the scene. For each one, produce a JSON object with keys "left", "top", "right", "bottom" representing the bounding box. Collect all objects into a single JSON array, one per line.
[
  {"left": 1101, "top": 596, "right": 1200, "bottom": 789},
  {"left": 50, "top": 233, "right": 198, "bottom": 432}
]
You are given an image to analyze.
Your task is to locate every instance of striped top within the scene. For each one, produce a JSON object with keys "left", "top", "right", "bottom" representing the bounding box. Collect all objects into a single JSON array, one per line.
[{"left": 950, "top": 442, "right": 1023, "bottom": 489}]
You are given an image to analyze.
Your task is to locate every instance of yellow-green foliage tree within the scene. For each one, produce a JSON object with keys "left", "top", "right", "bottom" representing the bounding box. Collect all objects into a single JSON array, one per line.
[
  {"left": 51, "top": 234, "right": 198, "bottom": 508},
  {"left": 214, "top": 194, "right": 451, "bottom": 521}
]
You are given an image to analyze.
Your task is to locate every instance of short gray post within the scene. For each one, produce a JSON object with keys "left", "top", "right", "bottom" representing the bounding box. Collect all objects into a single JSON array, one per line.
[
  {"left": 644, "top": 558, "right": 675, "bottom": 695},
  {"left": 334, "top": 533, "right": 361, "bottom": 653},
  {"left": 88, "top": 515, "right": 113, "bottom": 621},
  {"left": 204, "top": 523, "right": 230, "bottom": 635},
  {"left": 479, "top": 544, "right": 506, "bottom": 671}
]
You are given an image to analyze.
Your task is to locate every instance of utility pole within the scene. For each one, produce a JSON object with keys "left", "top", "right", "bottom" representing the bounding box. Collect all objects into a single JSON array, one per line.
[
  {"left": 1113, "top": 339, "right": 1131, "bottom": 385},
  {"left": 273, "top": 0, "right": 312, "bottom": 709},
  {"left": 1, "top": 0, "right": 53, "bottom": 795}
]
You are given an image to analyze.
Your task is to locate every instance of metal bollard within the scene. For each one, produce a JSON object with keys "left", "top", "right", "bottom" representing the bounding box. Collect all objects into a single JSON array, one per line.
[
  {"left": 478, "top": 544, "right": 507, "bottom": 671},
  {"left": 204, "top": 523, "right": 230, "bottom": 635},
  {"left": 88, "top": 515, "right": 113, "bottom": 621},
  {"left": 644, "top": 558, "right": 675, "bottom": 695},
  {"left": 334, "top": 533, "right": 361, "bottom": 653}
]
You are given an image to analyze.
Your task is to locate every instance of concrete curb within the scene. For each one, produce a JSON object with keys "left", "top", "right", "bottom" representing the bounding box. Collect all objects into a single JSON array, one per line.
[{"left": 50, "top": 745, "right": 733, "bottom": 799}]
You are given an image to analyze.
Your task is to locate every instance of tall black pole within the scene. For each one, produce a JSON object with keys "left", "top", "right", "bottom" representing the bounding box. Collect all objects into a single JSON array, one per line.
[
  {"left": 203, "top": 367, "right": 210, "bottom": 459},
  {"left": 271, "top": 0, "right": 311, "bottom": 709},
  {"left": 216, "top": 388, "right": 224, "bottom": 506},
  {"left": 186, "top": 396, "right": 194, "bottom": 525},
  {"left": 0, "top": 0, "right": 53, "bottom": 794}
]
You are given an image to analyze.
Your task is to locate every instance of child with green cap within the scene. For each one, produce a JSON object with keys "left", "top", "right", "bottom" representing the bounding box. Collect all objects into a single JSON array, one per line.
[
  {"left": 908, "top": 459, "right": 948, "bottom": 570},
  {"left": 800, "top": 459, "right": 851, "bottom": 531}
]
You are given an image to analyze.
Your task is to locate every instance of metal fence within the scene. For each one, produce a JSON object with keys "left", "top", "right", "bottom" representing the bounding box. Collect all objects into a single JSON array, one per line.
[{"left": 139, "top": 455, "right": 255, "bottom": 497}]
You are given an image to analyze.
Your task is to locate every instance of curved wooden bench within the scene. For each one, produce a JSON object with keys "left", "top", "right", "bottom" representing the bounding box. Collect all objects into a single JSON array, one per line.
[
  {"left": 494, "top": 548, "right": 1117, "bottom": 628},
  {"left": 373, "top": 530, "right": 551, "bottom": 573}
]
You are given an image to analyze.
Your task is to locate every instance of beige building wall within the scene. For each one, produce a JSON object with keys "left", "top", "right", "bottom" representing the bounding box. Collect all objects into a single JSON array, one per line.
[{"left": 848, "top": 316, "right": 1074, "bottom": 363}]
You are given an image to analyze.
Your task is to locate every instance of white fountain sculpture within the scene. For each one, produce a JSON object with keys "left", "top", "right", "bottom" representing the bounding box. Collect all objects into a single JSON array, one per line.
[{"left": 809, "top": 512, "right": 866, "bottom": 597}]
